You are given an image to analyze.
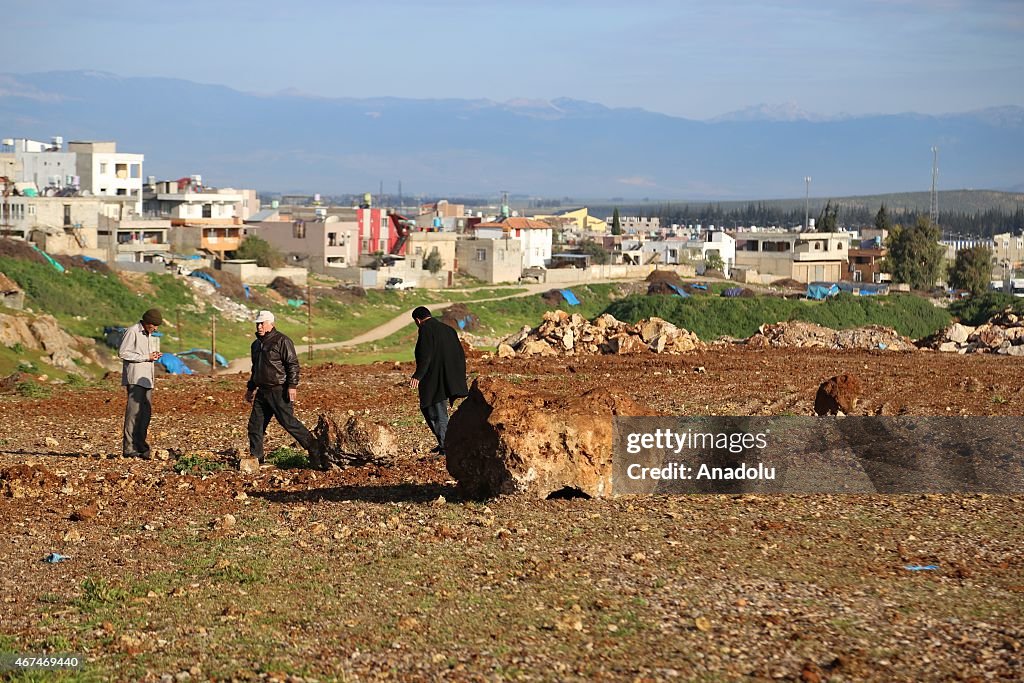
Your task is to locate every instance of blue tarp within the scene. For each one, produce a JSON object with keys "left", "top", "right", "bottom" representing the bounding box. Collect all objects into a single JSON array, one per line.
[
  {"left": 559, "top": 289, "right": 580, "bottom": 306},
  {"left": 190, "top": 271, "right": 220, "bottom": 288},
  {"left": 157, "top": 353, "right": 193, "bottom": 375},
  {"left": 178, "top": 348, "right": 228, "bottom": 367},
  {"left": 806, "top": 282, "right": 841, "bottom": 300},
  {"left": 243, "top": 284, "right": 251, "bottom": 299},
  {"left": 81, "top": 255, "right": 102, "bottom": 263},
  {"left": 721, "top": 287, "right": 745, "bottom": 298},
  {"left": 667, "top": 284, "right": 691, "bottom": 298},
  {"left": 836, "top": 281, "right": 888, "bottom": 296},
  {"left": 690, "top": 283, "right": 708, "bottom": 291}
]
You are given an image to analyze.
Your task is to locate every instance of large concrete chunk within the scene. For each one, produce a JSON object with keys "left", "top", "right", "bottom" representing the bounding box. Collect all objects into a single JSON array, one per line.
[
  {"left": 445, "top": 377, "right": 657, "bottom": 499},
  {"left": 313, "top": 414, "right": 398, "bottom": 468}
]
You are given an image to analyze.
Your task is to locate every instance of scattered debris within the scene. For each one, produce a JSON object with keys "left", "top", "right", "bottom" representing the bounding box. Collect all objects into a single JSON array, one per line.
[
  {"left": 746, "top": 321, "right": 917, "bottom": 351},
  {"left": 498, "top": 311, "right": 705, "bottom": 357},
  {"left": 926, "top": 308, "right": 1024, "bottom": 356}
]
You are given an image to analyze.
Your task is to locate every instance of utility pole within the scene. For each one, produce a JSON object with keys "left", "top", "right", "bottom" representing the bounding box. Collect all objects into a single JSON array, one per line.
[
  {"left": 210, "top": 316, "right": 217, "bottom": 376},
  {"left": 930, "top": 146, "right": 939, "bottom": 227},
  {"left": 804, "top": 176, "right": 812, "bottom": 231},
  {"left": 306, "top": 281, "right": 313, "bottom": 362}
]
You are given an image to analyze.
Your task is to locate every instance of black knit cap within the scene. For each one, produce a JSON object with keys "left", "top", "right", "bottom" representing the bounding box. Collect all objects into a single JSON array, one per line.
[{"left": 142, "top": 308, "right": 163, "bottom": 326}]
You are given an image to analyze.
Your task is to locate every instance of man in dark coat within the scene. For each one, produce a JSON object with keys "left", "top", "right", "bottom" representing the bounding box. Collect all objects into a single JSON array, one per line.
[
  {"left": 409, "top": 306, "right": 469, "bottom": 457},
  {"left": 245, "top": 310, "right": 324, "bottom": 469}
]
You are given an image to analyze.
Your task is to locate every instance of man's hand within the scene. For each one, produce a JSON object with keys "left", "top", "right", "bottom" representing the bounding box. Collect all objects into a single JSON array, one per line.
[
  {"left": 244, "top": 389, "right": 254, "bottom": 404},
  {"left": 149, "top": 352, "right": 162, "bottom": 361},
  {"left": 288, "top": 387, "right": 297, "bottom": 403},
  {"left": 409, "top": 378, "right": 419, "bottom": 389}
]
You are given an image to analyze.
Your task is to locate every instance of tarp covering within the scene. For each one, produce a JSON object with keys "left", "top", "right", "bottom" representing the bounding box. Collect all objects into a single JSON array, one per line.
[
  {"left": 667, "top": 284, "right": 691, "bottom": 298},
  {"left": 559, "top": 289, "right": 580, "bottom": 306},
  {"left": 722, "top": 287, "right": 745, "bottom": 298},
  {"left": 157, "top": 353, "right": 193, "bottom": 375},
  {"left": 31, "top": 245, "right": 65, "bottom": 273},
  {"left": 806, "top": 282, "right": 841, "bottom": 300},
  {"left": 190, "top": 271, "right": 220, "bottom": 288},
  {"left": 178, "top": 348, "right": 228, "bottom": 367},
  {"left": 836, "top": 281, "right": 889, "bottom": 296}
]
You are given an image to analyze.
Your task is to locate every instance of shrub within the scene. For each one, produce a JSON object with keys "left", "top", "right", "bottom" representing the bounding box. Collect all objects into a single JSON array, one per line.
[{"left": 15, "top": 381, "right": 51, "bottom": 399}]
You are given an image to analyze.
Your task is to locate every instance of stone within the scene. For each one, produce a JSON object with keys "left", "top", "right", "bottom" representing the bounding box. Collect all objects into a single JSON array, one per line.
[
  {"left": 938, "top": 341, "right": 960, "bottom": 353},
  {"left": 71, "top": 502, "right": 99, "bottom": 521},
  {"left": 1, "top": 464, "right": 62, "bottom": 498},
  {"left": 445, "top": 377, "right": 658, "bottom": 499},
  {"left": 946, "top": 323, "right": 974, "bottom": 344},
  {"left": 496, "top": 343, "right": 515, "bottom": 359},
  {"left": 238, "top": 457, "right": 260, "bottom": 474},
  {"left": 313, "top": 414, "right": 398, "bottom": 468},
  {"left": 522, "top": 340, "right": 556, "bottom": 356},
  {"left": 974, "top": 325, "right": 1005, "bottom": 349},
  {"left": 611, "top": 334, "right": 647, "bottom": 355},
  {"left": 814, "top": 374, "right": 861, "bottom": 416},
  {"left": 638, "top": 317, "right": 678, "bottom": 344}
]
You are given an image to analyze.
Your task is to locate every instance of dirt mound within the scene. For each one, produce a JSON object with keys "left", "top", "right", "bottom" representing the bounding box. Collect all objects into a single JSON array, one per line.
[
  {"left": 703, "top": 269, "right": 725, "bottom": 279},
  {"left": 646, "top": 281, "right": 680, "bottom": 296},
  {"left": 1, "top": 464, "right": 63, "bottom": 498},
  {"left": 194, "top": 268, "right": 249, "bottom": 301},
  {"left": 0, "top": 238, "right": 45, "bottom": 263},
  {"left": 498, "top": 310, "right": 705, "bottom": 357},
  {"left": 815, "top": 374, "right": 862, "bottom": 415},
  {"left": 269, "top": 277, "right": 305, "bottom": 301},
  {"left": 541, "top": 289, "right": 567, "bottom": 307},
  {"left": 772, "top": 278, "right": 805, "bottom": 289},
  {"left": 646, "top": 270, "right": 682, "bottom": 285},
  {"left": 53, "top": 254, "right": 114, "bottom": 275},
  {"left": 746, "top": 321, "right": 917, "bottom": 351},
  {"left": 927, "top": 308, "right": 1024, "bottom": 356},
  {"left": 446, "top": 376, "right": 658, "bottom": 499},
  {"left": 440, "top": 303, "right": 480, "bottom": 332}
]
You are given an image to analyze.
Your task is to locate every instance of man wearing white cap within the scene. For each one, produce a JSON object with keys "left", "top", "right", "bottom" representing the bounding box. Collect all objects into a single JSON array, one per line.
[{"left": 244, "top": 310, "right": 323, "bottom": 468}]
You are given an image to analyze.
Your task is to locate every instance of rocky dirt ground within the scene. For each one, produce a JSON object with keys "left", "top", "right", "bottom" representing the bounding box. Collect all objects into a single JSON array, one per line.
[{"left": 1, "top": 349, "right": 1023, "bottom": 682}]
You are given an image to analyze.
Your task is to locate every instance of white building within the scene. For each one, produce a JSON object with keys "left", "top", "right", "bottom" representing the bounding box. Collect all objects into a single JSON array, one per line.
[
  {"left": 68, "top": 141, "right": 144, "bottom": 214},
  {"left": 473, "top": 217, "right": 553, "bottom": 269},
  {"left": 4, "top": 137, "right": 79, "bottom": 192}
]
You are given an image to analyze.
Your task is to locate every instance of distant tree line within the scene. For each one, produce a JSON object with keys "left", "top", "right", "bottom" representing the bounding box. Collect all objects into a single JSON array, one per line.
[{"left": 636, "top": 203, "right": 1024, "bottom": 236}]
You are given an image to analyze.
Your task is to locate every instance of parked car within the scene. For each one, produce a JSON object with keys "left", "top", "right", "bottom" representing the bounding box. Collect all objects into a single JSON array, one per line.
[{"left": 384, "top": 277, "right": 415, "bottom": 290}]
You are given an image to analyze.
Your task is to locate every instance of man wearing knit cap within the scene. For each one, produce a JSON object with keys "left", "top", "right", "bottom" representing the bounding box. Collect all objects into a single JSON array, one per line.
[{"left": 118, "top": 308, "right": 164, "bottom": 459}]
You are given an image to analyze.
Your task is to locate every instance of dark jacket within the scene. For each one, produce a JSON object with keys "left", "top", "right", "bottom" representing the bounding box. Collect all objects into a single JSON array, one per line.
[
  {"left": 247, "top": 328, "right": 301, "bottom": 390},
  {"left": 412, "top": 317, "right": 469, "bottom": 408}
]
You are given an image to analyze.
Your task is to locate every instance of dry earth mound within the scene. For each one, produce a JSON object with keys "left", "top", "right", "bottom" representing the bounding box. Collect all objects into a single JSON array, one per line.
[{"left": 746, "top": 321, "right": 917, "bottom": 351}]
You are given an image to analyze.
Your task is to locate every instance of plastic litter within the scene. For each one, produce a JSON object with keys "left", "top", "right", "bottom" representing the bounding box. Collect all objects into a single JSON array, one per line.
[
  {"left": 44, "top": 553, "right": 70, "bottom": 563},
  {"left": 903, "top": 564, "right": 939, "bottom": 571}
]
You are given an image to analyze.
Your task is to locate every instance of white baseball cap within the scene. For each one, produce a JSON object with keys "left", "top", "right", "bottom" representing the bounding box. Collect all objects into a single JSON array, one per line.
[{"left": 254, "top": 310, "right": 276, "bottom": 324}]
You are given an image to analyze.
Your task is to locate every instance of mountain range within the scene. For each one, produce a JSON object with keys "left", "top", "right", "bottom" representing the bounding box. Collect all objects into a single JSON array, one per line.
[{"left": 1, "top": 71, "right": 1022, "bottom": 201}]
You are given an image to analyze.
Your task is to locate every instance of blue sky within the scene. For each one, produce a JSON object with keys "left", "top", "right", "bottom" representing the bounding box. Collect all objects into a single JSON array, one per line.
[{"left": 8, "top": 0, "right": 1023, "bottom": 119}]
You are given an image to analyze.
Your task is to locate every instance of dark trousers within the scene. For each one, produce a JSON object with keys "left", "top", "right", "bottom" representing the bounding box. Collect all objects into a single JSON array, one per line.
[
  {"left": 122, "top": 385, "right": 152, "bottom": 457},
  {"left": 247, "top": 386, "right": 315, "bottom": 462},
  {"left": 421, "top": 401, "right": 450, "bottom": 452}
]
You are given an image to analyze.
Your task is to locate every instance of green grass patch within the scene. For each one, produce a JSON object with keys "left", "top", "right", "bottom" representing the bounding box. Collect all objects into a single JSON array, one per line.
[
  {"left": 605, "top": 292, "right": 952, "bottom": 340},
  {"left": 949, "top": 291, "right": 1024, "bottom": 326},
  {"left": 75, "top": 577, "right": 129, "bottom": 613},
  {"left": 15, "top": 381, "right": 51, "bottom": 399},
  {"left": 173, "top": 454, "right": 227, "bottom": 476},
  {"left": 266, "top": 446, "right": 310, "bottom": 469}
]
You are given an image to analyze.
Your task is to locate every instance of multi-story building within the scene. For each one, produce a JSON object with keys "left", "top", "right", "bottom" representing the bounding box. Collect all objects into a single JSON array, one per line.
[
  {"left": 68, "top": 141, "right": 144, "bottom": 214},
  {"left": 145, "top": 178, "right": 245, "bottom": 257},
  {"left": 473, "top": 217, "right": 553, "bottom": 269},
  {"left": 456, "top": 236, "right": 523, "bottom": 284},
  {"left": 605, "top": 215, "right": 661, "bottom": 234},
  {"left": 4, "top": 137, "right": 78, "bottom": 192},
  {"left": 245, "top": 207, "right": 360, "bottom": 275},
  {"left": 733, "top": 231, "right": 851, "bottom": 283}
]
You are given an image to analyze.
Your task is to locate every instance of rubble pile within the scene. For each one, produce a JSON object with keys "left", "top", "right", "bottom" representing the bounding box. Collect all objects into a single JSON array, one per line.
[
  {"left": 0, "top": 311, "right": 115, "bottom": 374},
  {"left": 440, "top": 303, "right": 480, "bottom": 332},
  {"left": 269, "top": 276, "right": 305, "bottom": 300},
  {"left": 929, "top": 308, "right": 1024, "bottom": 356},
  {"left": 496, "top": 310, "right": 706, "bottom": 358},
  {"left": 746, "top": 321, "right": 917, "bottom": 351}
]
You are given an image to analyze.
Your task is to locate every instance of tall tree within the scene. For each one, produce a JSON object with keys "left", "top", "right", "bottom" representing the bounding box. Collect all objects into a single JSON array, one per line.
[
  {"left": 883, "top": 217, "right": 945, "bottom": 289},
  {"left": 948, "top": 245, "right": 994, "bottom": 295},
  {"left": 611, "top": 207, "right": 623, "bottom": 235},
  {"left": 874, "top": 204, "right": 890, "bottom": 232},
  {"left": 817, "top": 201, "right": 838, "bottom": 232}
]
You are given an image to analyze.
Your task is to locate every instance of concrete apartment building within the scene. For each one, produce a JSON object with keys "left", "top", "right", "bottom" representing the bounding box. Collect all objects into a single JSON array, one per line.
[
  {"left": 145, "top": 178, "right": 246, "bottom": 257},
  {"left": 733, "top": 231, "right": 851, "bottom": 283},
  {"left": 993, "top": 232, "right": 1024, "bottom": 275},
  {"left": 245, "top": 208, "right": 361, "bottom": 275},
  {"left": 605, "top": 215, "right": 661, "bottom": 234},
  {"left": 473, "top": 217, "right": 553, "bottom": 269},
  {"left": 4, "top": 137, "right": 78, "bottom": 193},
  {"left": 456, "top": 237, "right": 523, "bottom": 283},
  {"left": 68, "top": 141, "right": 144, "bottom": 214}
]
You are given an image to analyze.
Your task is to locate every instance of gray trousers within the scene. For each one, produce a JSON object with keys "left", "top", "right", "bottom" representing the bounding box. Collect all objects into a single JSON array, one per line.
[
  {"left": 122, "top": 385, "right": 152, "bottom": 456},
  {"left": 421, "top": 401, "right": 450, "bottom": 452}
]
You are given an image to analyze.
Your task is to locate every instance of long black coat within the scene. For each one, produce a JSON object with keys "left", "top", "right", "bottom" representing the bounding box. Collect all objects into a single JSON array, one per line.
[{"left": 412, "top": 317, "right": 469, "bottom": 408}]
